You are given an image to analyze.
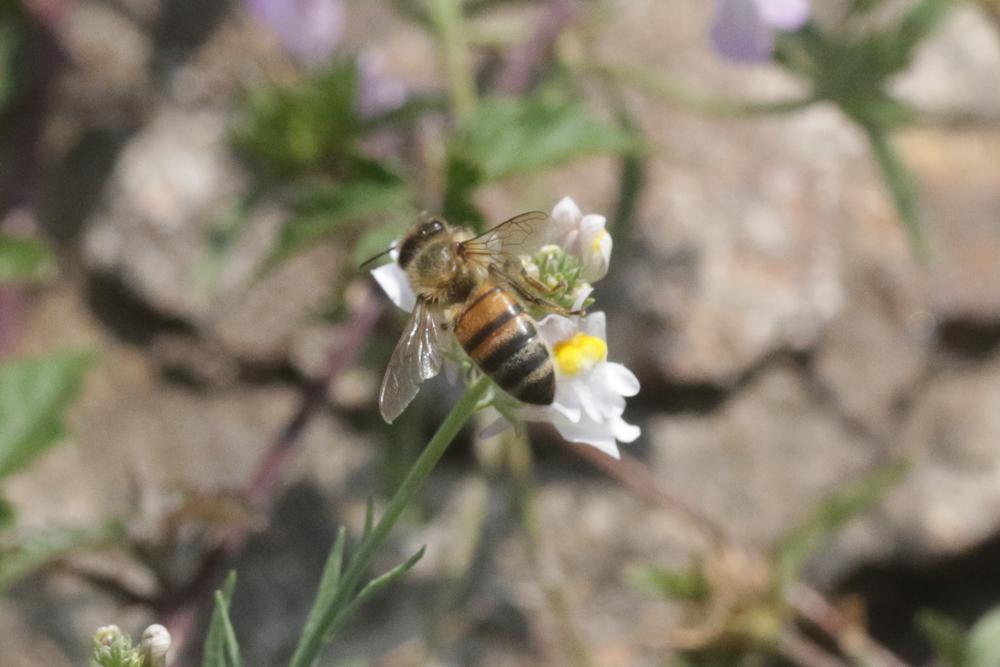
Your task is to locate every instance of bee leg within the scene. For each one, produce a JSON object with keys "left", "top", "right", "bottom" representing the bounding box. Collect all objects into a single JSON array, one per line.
[
  {"left": 519, "top": 269, "right": 568, "bottom": 296},
  {"left": 489, "top": 265, "right": 585, "bottom": 317}
]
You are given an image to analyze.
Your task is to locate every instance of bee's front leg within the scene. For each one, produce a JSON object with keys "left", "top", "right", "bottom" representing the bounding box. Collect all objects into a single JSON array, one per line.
[{"left": 488, "top": 265, "right": 584, "bottom": 317}]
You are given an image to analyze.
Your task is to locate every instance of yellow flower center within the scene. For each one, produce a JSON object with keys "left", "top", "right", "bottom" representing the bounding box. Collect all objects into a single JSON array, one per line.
[
  {"left": 553, "top": 333, "right": 607, "bottom": 376},
  {"left": 590, "top": 228, "right": 607, "bottom": 252}
]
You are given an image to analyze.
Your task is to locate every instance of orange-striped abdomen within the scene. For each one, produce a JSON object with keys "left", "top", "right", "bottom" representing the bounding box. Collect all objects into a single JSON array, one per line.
[{"left": 453, "top": 283, "right": 555, "bottom": 405}]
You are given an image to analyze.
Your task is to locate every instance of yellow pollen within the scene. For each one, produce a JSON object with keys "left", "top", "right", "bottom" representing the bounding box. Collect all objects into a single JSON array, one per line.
[
  {"left": 590, "top": 229, "right": 607, "bottom": 252},
  {"left": 553, "top": 333, "right": 607, "bottom": 376}
]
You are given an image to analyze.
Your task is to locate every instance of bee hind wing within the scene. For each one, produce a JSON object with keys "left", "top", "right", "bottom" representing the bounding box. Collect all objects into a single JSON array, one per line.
[{"left": 378, "top": 298, "right": 443, "bottom": 423}]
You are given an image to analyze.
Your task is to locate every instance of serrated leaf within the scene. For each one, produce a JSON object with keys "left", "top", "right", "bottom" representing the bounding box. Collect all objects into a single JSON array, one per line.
[
  {"left": 916, "top": 609, "right": 967, "bottom": 667},
  {"left": 968, "top": 607, "right": 1000, "bottom": 667},
  {"left": 269, "top": 179, "right": 412, "bottom": 267},
  {"left": 773, "top": 461, "right": 907, "bottom": 594},
  {"left": 0, "top": 233, "right": 56, "bottom": 283},
  {"left": 0, "top": 521, "right": 123, "bottom": 590},
  {"left": 450, "top": 94, "right": 641, "bottom": 182},
  {"left": 0, "top": 352, "right": 93, "bottom": 480},
  {"left": 627, "top": 563, "right": 710, "bottom": 601},
  {"left": 203, "top": 571, "right": 239, "bottom": 667}
]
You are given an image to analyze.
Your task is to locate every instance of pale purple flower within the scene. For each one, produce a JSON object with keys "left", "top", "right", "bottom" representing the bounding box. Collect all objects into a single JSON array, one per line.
[
  {"left": 357, "top": 51, "right": 408, "bottom": 118},
  {"left": 711, "top": 0, "right": 811, "bottom": 62},
  {"left": 245, "top": 0, "right": 345, "bottom": 67}
]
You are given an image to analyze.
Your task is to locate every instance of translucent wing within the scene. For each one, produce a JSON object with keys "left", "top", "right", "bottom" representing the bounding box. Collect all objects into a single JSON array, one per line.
[
  {"left": 459, "top": 211, "right": 550, "bottom": 264},
  {"left": 379, "top": 297, "right": 443, "bottom": 423}
]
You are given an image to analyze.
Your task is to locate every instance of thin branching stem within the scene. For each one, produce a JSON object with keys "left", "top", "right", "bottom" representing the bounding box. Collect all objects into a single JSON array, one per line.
[
  {"left": 288, "top": 375, "right": 492, "bottom": 667},
  {"left": 579, "top": 59, "right": 817, "bottom": 118},
  {"left": 430, "top": 0, "right": 477, "bottom": 122}
]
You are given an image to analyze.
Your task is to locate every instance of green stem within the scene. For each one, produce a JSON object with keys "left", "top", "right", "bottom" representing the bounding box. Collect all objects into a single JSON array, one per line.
[
  {"left": 865, "top": 125, "right": 930, "bottom": 261},
  {"left": 582, "top": 59, "right": 816, "bottom": 117},
  {"left": 288, "top": 375, "right": 492, "bottom": 667},
  {"left": 430, "top": 0, "right": 476, "bottom": 122}
]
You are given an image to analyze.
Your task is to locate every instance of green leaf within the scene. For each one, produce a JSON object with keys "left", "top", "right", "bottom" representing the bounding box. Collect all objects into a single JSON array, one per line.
[
  {"left": 203, "top": 571, "right": 239, "bottom": 667},
  {"left": 627, "top": 563, "right": 710, "bottom": 601},
  {"left": 297, "top": 527, "right": 347, "bottom": 655},
  {"left": 0, "top": 351, "right": 93, "bottom": 480},
  {"left": 968, "top": 607, "right": 1000, "bottom": 667},
  {"left": 0, "top": 233, "right": 56, "bottom": 283},
  {"left": 234, "top": 59, "right": 361, "bottom": 176},
  {"left": 269, "top": 179, "right": 412, "bottom": 268},
  {"left": 867, "top": 127, "right": 928, "bottom": 259},
  {"left": 773, "top": 461, "right": 907, "bottom": 594},
  {"left": 0, "top": 522, "right": 123, "bottom": 590},
  {"left": 450, "top": 94, "right": 641, "bottom": 182},
  {"left": 323, "top": 546, "right": 425, "bottom": 644},
  {"left": 916, "top": 609, "right": 968, "bottom": 667}
]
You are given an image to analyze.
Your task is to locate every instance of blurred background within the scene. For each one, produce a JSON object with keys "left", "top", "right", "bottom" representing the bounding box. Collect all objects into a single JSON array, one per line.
[{"left": 2, "top": 0, "right": 1000, "bottom": 665}]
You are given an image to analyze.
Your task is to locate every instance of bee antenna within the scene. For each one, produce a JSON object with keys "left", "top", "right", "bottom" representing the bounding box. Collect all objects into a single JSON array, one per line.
[{"left": 359, "top": 246, "right": 394, "bottom": 269}]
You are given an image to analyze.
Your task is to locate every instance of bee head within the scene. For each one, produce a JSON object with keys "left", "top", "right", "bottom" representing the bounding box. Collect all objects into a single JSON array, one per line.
[{"left": 399, "top": 218, "right": 447, "bottom": 269}]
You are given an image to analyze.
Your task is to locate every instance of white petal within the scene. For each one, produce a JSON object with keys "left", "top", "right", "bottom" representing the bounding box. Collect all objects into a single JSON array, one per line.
[
  {"left": 480, "top": 414, "right": 514, "bottom": 440},
  {"left": 551, "top": 415, "right": 621, "bottom": 459},
  {"left": 371, "top": 262, "right": 416, "bottom": 312},
  {"left": 551, "top": 196, "right": 582, "bottom": 231},
  {"left": 580, "top": 311, "right": 607, "bottom": 342},
  {"left": 612, "top": 416, "right": 641, "bottom": 443},
  {"left": 571, "top": 284, "right": 593, "bottom": 311},
  {"left": 605, "top": 362, "right": 640, "bottom": 397},
  {"left": 536, "top": 313, "right": 579, "bottom": 346}
]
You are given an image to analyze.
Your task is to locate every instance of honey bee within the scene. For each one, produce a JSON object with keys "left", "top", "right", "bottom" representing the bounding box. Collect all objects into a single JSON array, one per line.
[{"left": 366, "top": 212, "right": 580, "bottom": 423}]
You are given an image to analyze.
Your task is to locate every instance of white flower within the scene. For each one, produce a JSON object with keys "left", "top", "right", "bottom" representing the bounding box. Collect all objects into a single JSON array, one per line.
[
  {"left": 490, "top": 312, "right": 640, "bottom": 459},
  {"left": 547, "top": 196, "right": 612, "bottom": 282},
  {"left": 371, "top": 247, "right": 416, "bottom": 312},
  {"left": 141, "top": 624, "right": 171, "bottom": 667}
]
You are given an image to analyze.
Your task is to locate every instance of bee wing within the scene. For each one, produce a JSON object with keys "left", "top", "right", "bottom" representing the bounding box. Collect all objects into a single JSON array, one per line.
[
  {"left": 459, "top": 211, "right": 550, "bottom": 264},
  {"left": 379, "top": 297, "right": 443, "bottom": 423}
]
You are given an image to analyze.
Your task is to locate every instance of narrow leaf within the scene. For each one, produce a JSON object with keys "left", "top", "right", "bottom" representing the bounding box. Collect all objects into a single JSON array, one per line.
[
  {"left": 324, "top": 546, "right": 426, "bottom": 643},
  {"left": 362, "top": 497, "right": 375, "bottom": 540},
  {"left": 866, "top": 127, "right": 928, "bottom": 260},
  {"left": 0, "top": 233, "right": 56, "bottom": 283},
  {"left": 203, "top": 571, "right": 238, "bottom": 667},
  {"left": 774, "top": 461, "right": 907, "bottom": 594},
  {"left": 214, "top": 590, "right": 243, "bottom": 667},
  {"left": 0, "top": 351, "right": 93, "bottom": 480},
  {"left": 297, "top": 527, "right": 347, "bottom": 654}
]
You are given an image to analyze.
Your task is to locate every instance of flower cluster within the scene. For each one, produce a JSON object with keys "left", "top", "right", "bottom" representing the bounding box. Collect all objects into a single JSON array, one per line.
[
  {"left": 371, "top": 197, "right": 640, "bottom": 459},
  {"left": 711, "top": 0, "right": 811, "bottom": 62}
]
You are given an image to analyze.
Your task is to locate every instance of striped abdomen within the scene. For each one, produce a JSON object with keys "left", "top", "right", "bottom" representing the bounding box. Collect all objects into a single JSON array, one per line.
[{"left": 453, "top": 284, "right": 555, "bottom": 405}]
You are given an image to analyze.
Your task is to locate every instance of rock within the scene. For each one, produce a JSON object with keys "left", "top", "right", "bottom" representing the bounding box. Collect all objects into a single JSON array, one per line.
[{"left": 647, "top": 364, "right": 879, "bottom": 546}]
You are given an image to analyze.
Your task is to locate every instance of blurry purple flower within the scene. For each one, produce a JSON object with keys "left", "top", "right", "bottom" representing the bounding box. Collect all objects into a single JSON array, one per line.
[
  {"left": 356, "top": 51, "right": 408, "bottom": 118},
  {"left": 711, "top": 0, "right": 811, "bottom": 62},
  {"left": 245, "top": 0, "right": 345, "bottom": 67}
]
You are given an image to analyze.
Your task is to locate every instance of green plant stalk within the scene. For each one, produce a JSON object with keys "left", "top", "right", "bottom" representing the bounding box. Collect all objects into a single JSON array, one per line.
[
  {"left": 430, "top": 0, "right": 476, "bottom": 122},
  {"left": 288, "top": 375, "right": 492, "bottom": 667},
  {"left": 582, "top": 59, "right": 816, "bottom": 117},
  {"left": 865, "top": 126, "right": 929, "bottom": 260}
]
